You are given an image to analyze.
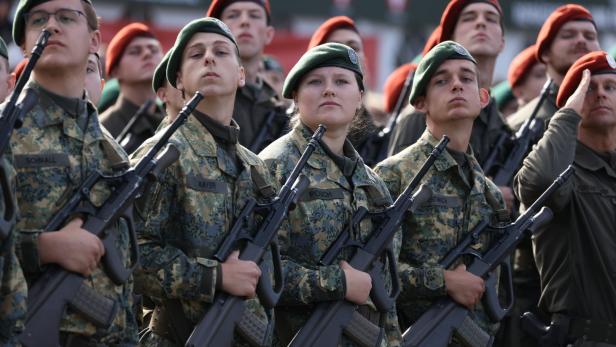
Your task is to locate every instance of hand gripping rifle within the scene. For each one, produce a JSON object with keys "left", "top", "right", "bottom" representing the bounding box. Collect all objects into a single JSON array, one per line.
[
  {"left": 185, "top": 125, "right": 326, "bottom": 347},
  {"left": 482, "top": 79, "right": 553, "bottom": 185},
  {"left": 18, "top": 92, "right": 204, "bottom": 347},
  {"left": 0, "top": 30, "right": 50, "bottom": 240},
  {"left": 288, "top": 136, "right": 449, "bottom": 347},
  {"left": 401, "top": 166, "right": 574, "bottom": 347}
]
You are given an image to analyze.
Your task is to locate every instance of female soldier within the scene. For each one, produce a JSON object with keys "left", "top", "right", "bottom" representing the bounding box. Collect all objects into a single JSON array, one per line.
[
  {"left": 259, "top": 42, "right": 402, "bottom": 346},
  {"left": 132, "top": 18, "right": 277, "bottom": 346}
]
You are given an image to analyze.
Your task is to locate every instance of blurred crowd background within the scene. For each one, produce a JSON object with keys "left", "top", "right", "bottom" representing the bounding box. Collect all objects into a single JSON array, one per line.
[{"left": 1, "top": 0, "right": 616, "bottom": 94}]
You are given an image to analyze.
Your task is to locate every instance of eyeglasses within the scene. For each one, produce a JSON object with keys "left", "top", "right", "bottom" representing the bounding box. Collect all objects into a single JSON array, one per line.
[{"left": 24, "top": 9, "right": 86, "bottom": 28}]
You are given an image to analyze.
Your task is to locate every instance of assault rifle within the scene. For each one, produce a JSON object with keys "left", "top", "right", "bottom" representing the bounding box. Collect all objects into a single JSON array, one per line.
[
  {"left": 0, "top": 30, "right": 50, "bottom": 240},
  {"left": 482, "top": 79, "right": 553, "bottom": 185},
  {"left": 18, "top": 92, "right": 204, "bottom": 347},
  {"left": 185, "top": 125, "right": 326, "bottom": 347},
  {"left": 401, "top": 166, "right": 574, "bottom": 347},
  {"left": 289, "top": 136, "right": 449, "bottom": 347}
]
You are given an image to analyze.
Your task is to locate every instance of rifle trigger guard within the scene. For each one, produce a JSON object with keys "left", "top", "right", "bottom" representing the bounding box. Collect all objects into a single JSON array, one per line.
[
  {"left": 101, "top": 207, "right": 139, "bottom": 285},
  {"left": 256, "top": 241, "right": 283, "bottom": 309},
  {"left": 482, "top": 258, "right": 514, "bottom": 322},
  {"left": 369, "top": 246, "right": 400, "bottom": 312}
]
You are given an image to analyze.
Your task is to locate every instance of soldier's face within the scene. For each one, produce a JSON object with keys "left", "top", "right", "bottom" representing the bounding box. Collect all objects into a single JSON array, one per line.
[
  {"left": 23, "top": 0, "right": 99, "bottom": 73},
  {"left": 452, "top": 3, "right": 503, "bottom": 58},
  {"left": 84, "top": 53, "right": 102, "bottom": 105},
  {"left": 512, "top": 62, "right": 547, "bottom": 105},
  {"left": 176, "top": 32, "right": 244, "bottom": 99},
  {"left": 295, "top": 66, "right": 363, "bottom": 132},
  {"left": 543, "top": 21, "right": 599, "bottom": 76},
  {"left": 114, "top": 36, "right": 163, "bottom": 84},
  {"left": 220, "top": 2, "right": 274, "bottom": 60},
  {"left": 580, "top": 74, "right": 616, "bottom": 130},
  {"left": 0, "top": 58, "right": 13, "bottom": 102},
  {"left": 416, "top": 59, "right": 488, "bottom": 124},
  {"left": 156, "top": 80, "right": 184, "bottom": 117}
]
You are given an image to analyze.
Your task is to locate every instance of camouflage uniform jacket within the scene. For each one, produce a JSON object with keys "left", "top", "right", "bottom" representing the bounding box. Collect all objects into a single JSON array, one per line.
[
  {"left": 234, "top": 78, "right": 288, "bottom": 152},
  {"left": 386, "top": 99, "right": 511, "bottom": 166},
  {"left": 259, "top": 125, "right": 403, "bottom": 347},
  {"left": 7, "top": 81, "right": 137, "bottom": 345},
  {"left": 100, "top": 95, "right": 165, "bottom": 154},
  {"left": 132, "top": 114, "right": 278, "bottom": 346},
  {"left": 0, "top": 157, "right": 27, "bottom": 345},
  {"left": 375, "top": 130, "right": 506, "bottom": 334}
]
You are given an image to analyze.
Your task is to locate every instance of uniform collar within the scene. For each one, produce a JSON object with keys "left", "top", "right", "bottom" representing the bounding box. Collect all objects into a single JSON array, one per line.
[
  {"left": 182, "top": 114, "right": 259, "bottom": 170},
  {"left": 28, "top": 81, "right": 106, "bottom": 145},
  {"left": 417, "top": 129, "right": 487, "bottom": 195},
  {"left": 576, "top": 141, "right": 616, "bottom": 179},
  {"left": 290, "top": 124, "right": 375, "bottom": 189}
]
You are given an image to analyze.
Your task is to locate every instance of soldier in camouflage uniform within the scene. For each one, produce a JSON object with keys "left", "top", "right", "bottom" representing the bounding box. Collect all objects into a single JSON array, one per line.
[
  {"left": 259, "top": 43, "right": 402, "bottom": 346},
  {"left": 387, "top": 0, "right": 510, "bottom": 165},
  {"left": 0, "top": 35, "right": 27, "bottom": 347},
  {"left": 132, "top": 18, "right": 278, "bottom": 347},
  {"left": 0, "top": 157, "right": 27, "bottom": 346},
  {"left": 207, "top": 0, "right": 288, "bottom": 153},
  {"left": 7, "top": 0, "right": 139, "bottom": 345},
  {"left": 374, "top": 41, "right": 507, "bottom": 340}
]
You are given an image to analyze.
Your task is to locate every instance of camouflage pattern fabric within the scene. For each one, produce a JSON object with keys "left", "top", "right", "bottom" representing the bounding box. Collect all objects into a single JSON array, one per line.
[
  {"left": 132, "top": 114, "right": 277, "bottom": 347},
  {"left": 0, "top": 157, "right": 27, "bottom": 346},
  {"left": 259, "top": 124, "right": 402, "bottom": 347},
  {"left": 375, "top": 130, "right": 505, "bottom": 336},
  {"left": 6, "top": 81, "right": 138, "bottom": 345}
]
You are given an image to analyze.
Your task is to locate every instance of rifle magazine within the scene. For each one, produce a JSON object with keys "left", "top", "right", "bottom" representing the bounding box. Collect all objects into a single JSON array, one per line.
[
  {"left": 68, "top": 283, "right": 118, "bottom": 329},
  {"left": 455, "top": 315, "right": 493, "bottom": 347}
]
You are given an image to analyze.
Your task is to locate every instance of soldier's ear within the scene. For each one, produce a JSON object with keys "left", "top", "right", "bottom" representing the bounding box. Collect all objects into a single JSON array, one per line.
[
  {"left": 414, "top": 96, "right": 427, "bottom": 113},
  {"left": 238, "top": 66, "right": 246, "bottom": 87},
  {"left": 264, "top": 26, "right": 275, "bottom": 46},
  {"left": 89, "top": 30, "right": 101, "bottom": 55},
  {"left": 479, "top": 88, "right": 490, "bottom": 108}
]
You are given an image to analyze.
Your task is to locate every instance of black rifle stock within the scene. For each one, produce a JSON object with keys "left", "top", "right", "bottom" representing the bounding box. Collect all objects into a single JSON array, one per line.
[
  {"left": 18, "top": 92, "right": 203, "bottom": 347},
  {"left": 482, "top": 79, "right": 553, "bottom": 184},
  {"left": 185, "top": 125, "right": 326, "bottom": 347},
  {"left": 289, "top": 136, "right": 449, "bottom": 347},
  {"left": 0, "top": 30, "right": 49, "bottom": 240},
  {"left": 401, "top": 166, "right": 575, "bottom": 347}
]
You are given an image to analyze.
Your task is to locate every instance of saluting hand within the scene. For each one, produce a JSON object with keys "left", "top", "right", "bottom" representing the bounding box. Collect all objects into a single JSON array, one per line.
[
  {"left": 221, "top": 250, "right": 261, "bottom": 298},
  {"left": 565, "top": 69, "right": 591, "bottom": 115},
  {"left": 341, "top": 260, "right": 372, "bottom": 305},
  {"left": 38, "top": 217, "right": 105, "bottom": 276}
]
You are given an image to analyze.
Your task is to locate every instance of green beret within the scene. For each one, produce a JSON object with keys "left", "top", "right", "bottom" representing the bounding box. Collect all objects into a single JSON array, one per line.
[
  {"left": 0, "top": 37, "right": 7, "bottom": 60},
  {"left": 282, "top": 42, "right": 363, "bottom": 99},
  {"left": 610, "top": 45, "right": 616, "bottom": 60},
  {"left": 409, "top": 40, "right": 477, "bottom": 105},
  {"left": 166, "top": 17, "right": 238, "bottom": 88},
  {"left": 491, "top": 79, "right": 514, "bottom": 111},
  {"left": 152, "top": 49, "right": 172, "bottom": 93},
  {"left": 97, "top": 78, "right": 119, "bottom": 113},
  {"left": 13, "top": 0, "right": 93, "bottom": 46}
]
